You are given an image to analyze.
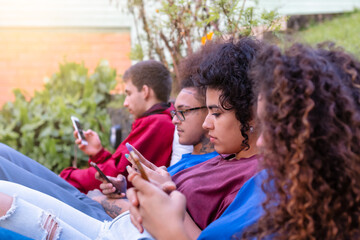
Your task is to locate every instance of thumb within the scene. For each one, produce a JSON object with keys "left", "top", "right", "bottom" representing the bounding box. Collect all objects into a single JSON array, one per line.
[
  {"left": 159, "top": 166, "right": 167, "bottom": 171},
  {"left": 169, "top": 190, "right": 187, "bottom": 211},
  {"left": 162, "top": 181, "right": 177, "bottom": 194},
  {"left": 94, "top": 171, "right": 102, "bottom": 181},
  {"left": 116, "top": 174, "right": 125, "bottom": 181},
  {"left": 127, "top": 143, "right": 156, "bottom": 169},
  {"left": 84, "top": 129, "right": 94, "bottom": 136}
]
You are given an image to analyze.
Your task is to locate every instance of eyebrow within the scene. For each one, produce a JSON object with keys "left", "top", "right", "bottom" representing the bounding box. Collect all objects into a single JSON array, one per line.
[
  {"left": 207, "top": 105, "right": 220, "bottom": 110},
  {"left": 176, "top": 104, "right": 191, "bottom": 110}
]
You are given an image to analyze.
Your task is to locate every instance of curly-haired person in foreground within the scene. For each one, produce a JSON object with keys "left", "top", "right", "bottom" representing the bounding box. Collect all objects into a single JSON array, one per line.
[
  {"left": 127, "top": 43, "right": 360, "bottom": 240},
  {"left": 241, "top": 43, "right": 360, "bottom": 239}
]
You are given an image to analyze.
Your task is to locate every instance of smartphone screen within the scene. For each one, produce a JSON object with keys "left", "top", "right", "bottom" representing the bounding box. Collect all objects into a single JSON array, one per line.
[
  {"left": 73, "top": 120, "right": 86, "bottom": 140},
  {"left": 90, "top": 162, "right": 112, "bottom": 183},
  {"left": 90, "top": 162, "right": 123, "bottom": 194},
  {"left": 71, "top": 116, "right": 88, "bottom": 145},
  {"left": 125, "top": 143, "right": 149, "bottom": 181},
  {"left": 129, "top": 150, "right": 150, "bottom": 181}
]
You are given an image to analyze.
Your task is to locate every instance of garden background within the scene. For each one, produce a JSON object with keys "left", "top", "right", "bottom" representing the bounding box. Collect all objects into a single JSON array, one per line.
[{"left": 0, "top": 0, "right": 359, "bottom": 173}]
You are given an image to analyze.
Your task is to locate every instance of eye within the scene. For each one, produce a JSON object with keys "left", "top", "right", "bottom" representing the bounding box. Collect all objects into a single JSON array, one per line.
[{"left": 212, "top": 113, "right": 221, "bottom": 117}]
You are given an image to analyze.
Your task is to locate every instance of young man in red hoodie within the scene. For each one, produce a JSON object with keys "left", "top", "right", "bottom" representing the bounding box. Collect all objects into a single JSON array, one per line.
[{"left": 60, "top": 60, "right": 174, "bottom": 193}]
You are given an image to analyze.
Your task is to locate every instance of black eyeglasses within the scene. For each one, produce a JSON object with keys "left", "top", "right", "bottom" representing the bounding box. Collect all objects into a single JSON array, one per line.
[{"left": 170, "top": 106, "right": 207, "bottom": 121}]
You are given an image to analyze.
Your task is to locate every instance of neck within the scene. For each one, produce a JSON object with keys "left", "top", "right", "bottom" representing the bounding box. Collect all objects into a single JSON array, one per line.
[
  {"left": 235, "top": 136, "right": 259, "bottom": 160},
  {"left": 144, "top": 99, "right": 162, "bottom": 112},
  {"left": 192, "top": 136, "right": 215, "bottom": 155}
]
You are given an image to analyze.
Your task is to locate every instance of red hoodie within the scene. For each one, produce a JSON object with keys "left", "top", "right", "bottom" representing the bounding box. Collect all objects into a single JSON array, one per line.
[{"left": 60, "top": 103, "right": 174, "bottom": 193}]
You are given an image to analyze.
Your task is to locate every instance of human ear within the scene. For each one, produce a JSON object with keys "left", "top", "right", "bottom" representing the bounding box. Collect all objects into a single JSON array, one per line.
[{"left": 141, "top": 85, "right": 150, "bottom": 99}]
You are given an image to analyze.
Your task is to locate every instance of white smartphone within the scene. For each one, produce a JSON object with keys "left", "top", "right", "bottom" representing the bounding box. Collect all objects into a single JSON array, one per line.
[{"left": 71, "top": 116, "right": 88, "bottom": 145}]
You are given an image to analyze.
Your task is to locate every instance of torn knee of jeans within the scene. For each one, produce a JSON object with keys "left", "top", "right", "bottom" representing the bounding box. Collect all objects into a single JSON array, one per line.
[
  {"left": 41, "top": 213, "right": 61, "bottom": 240},
  {"left": 0, "top": 195, "right": 17, "bottom": 221}
]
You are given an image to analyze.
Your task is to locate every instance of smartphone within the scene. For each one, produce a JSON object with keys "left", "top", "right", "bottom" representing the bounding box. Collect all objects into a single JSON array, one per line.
[
  {"left": 71, "top": 116, "right": 88, "bottom": 145},
  {"left": 125, "top": 143, "right": 149, "bottom": 181},
  {"left": 90, "top": 162, "right": 123, "bottom": 194}
]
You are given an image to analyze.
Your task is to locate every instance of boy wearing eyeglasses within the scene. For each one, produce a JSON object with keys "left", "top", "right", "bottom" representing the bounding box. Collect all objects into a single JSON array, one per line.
[{"left": 166, "top": 84, "right": 218, "bottom": 175}]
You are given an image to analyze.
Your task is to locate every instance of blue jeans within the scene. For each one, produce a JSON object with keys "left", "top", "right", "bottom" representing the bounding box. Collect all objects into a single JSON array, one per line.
[
  {"left": 0, "top": 181, "right": 153, "bottom": 240},
  {"left": 0, "top": 143, "right": 111, "bottom": 221}
]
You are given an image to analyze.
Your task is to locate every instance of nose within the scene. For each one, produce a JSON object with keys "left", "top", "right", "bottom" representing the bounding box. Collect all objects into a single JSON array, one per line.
[
  {"left": 202, "top": 113, "right": 213, "bottom": 130},
  {"left": 172, "top": 114, "right": 181, "bottom": 125},
  {"left": 256, "top": 132, "right": 264, "bottom": 148},
  {"left": 123, "top": 96, "right": 129, "bottom": 108}
]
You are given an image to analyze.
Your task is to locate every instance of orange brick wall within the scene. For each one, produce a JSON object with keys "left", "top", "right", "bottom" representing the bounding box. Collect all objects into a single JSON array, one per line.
[{"left": 0, "top": 28, "right": 131, "bottom": 106}]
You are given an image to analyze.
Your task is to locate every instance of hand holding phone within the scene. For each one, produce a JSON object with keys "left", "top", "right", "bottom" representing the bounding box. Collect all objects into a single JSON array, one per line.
[
  {"left": 71, "top": 116, "right": 88, "bottom": 145},
  {"left": 125, "top": 143, "right": 149, "bottom": 181},
  {"left": 90, "top": 162, "right": 124, "bottom": 194}
]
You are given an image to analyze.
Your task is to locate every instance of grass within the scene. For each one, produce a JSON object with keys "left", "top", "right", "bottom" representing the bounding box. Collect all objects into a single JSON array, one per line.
[{"left": 276, "top": 10, "right": 360, "bottom": 59}]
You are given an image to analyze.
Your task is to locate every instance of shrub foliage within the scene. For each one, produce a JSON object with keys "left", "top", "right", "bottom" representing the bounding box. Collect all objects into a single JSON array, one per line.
[{"left": 0, "top": 60, "right": 117, "bottom": 173}]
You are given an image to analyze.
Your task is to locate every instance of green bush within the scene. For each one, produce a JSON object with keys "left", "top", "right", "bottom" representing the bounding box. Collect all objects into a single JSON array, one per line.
[
  {"left": 299, "top": 10, "right": 360, "bottom": 58},
  {"left": 0, "top": 60, "right": 118, "bottom": 173},
  {"left": 276, "top": 10, "right": 360, "bottom": 59}
]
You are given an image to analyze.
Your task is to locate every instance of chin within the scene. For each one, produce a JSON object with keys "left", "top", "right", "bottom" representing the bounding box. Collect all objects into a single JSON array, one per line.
[
  {"left": 132, "top": 113, "right": 141, "bottom": 119},
  {"left": 214, "top": 145, "right": 228, "bottom": 155},
  {"left": 178, "top": 139, "right": 188, "bottom": 145},
  {"left": 214, "top": 145, "right": 221, "bottom": 153},
  {"left": 179, "top": 138, "right": 195, "bottom": 146}
]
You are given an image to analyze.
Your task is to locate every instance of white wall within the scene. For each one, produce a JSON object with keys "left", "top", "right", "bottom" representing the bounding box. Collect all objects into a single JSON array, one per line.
[
  {"left": 1, "top": 0, "right": 359, "bottom": 28},
  {"left": 259, "top": 0, "right": 360, "bottom": 15},
  {"left": 0, "top": 0, "right": 131, "bottom": 27}
]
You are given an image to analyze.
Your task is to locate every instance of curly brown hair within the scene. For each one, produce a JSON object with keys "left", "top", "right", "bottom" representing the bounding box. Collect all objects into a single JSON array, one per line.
[
  {"left": 243, "top": 43, "right": 360, "bottom": 239},
  {"left": 315, "top": 42, "right": 360, "bottom": 111},
  {"left": 198, "top": 37, "right": 262, "bottom": 149},
  {"left": 178, "top": 41, "right": 222, "bottom": 105}
]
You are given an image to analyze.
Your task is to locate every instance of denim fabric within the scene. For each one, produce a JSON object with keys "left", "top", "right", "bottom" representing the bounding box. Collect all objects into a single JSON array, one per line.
[
  {"left": 0, "top": 181, "right": 102, "bottom": 238},
  {"left": 0, "top": 196, "right": 92, "bottom": 239},
  {"left": 0, "top": 143, "right": 111, "bottom": 221},
  {"left": 99, "top": 211, "right": 153, "bottom": 240},
  {"left": 0, "top": 182, "right": 154, "bottom": 240}
]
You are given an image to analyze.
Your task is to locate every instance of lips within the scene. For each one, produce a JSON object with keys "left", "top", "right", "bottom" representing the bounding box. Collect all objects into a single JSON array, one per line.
[
  {"left": 208, "top": 134, "right": 217, "bottom": 143},
  {"left": 177, "top": 128, "right": 184, "bottom": 133}
]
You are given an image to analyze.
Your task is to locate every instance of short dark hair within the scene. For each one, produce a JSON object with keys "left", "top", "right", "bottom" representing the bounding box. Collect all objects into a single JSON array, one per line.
[
  {"left": 198, "top": 37, "right": 262, "bottom": 149},
  {"left": 123, "top": 60, "right": 172, "bottom": 102},
  {"left": 178, "top": 42, "right": 221, "bottom": 105}
]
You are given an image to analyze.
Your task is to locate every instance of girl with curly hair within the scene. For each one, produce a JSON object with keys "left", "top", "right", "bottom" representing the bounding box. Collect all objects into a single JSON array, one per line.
[
  {"left": 126, "top": 37, "right": 262, "bottom": 239},
  {"left": 241, "top": 43, "right": 360, "bottom": 239}
]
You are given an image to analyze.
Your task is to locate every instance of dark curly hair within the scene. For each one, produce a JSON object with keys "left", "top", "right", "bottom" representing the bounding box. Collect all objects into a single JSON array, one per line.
[
  {"left": 243, "top": 43, "right": 360, "bottom": 239},
  {"left": 315, "top": 42, "right": 360, "bottom": 111},
  {"left": 198, "top": 37, "right": 262, "bottom": 149},
  {"left": 178, "top": 41, "right": 221, "bottom": 105}
]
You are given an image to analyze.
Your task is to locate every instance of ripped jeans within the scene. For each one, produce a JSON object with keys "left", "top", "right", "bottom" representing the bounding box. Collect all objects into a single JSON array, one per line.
[{"left": 0, "top": 181, "right": 153, "bottom": 240}]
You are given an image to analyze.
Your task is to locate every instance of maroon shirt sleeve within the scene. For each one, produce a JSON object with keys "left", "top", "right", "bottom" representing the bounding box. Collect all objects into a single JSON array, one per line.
[{"left": 60, "top": 113, "right": 174, "bottom": 193}]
